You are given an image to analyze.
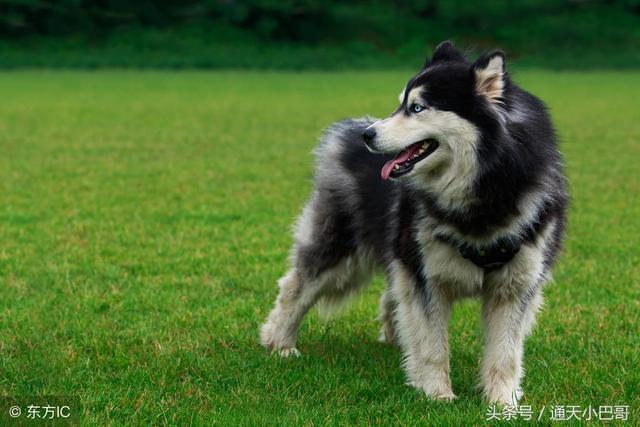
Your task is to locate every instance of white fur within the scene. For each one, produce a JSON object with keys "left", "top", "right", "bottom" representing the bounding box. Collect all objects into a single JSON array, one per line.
[
  {"left": 420, "top": 236, "right": 484, "bottom": 298},
  {"left": 389, "top": 260, "right": 456, "bottom": 400},
  {"left": 479, "top": 220, "right": 556, "bottom": 405},
  {"left": 398, "top": 88, "right": 406, "bottom": 104}
]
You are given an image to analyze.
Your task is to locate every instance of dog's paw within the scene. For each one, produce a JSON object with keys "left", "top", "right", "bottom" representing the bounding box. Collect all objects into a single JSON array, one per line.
[
  {"left": 260, "top": 318, "right": 294, "bottom": 349},
  {"left": 275, "top": 347, "right": 301, "bottom": 358},
  {"left": 408, "top": 381, "right": 456, "bottom": 401},
  {"left": 429, "top": 390, "right": 457, "bottom": 401},
  {"left": 260, "top": 319, "right": 300, "bottom": 357},
  {"left": 484, "top": 386, "right": 523, "bottom": 407}
]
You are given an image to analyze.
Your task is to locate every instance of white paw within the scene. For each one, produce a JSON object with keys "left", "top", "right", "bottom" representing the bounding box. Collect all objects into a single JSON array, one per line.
[
  {"left": 430, "top": 390, "right": 457, "bottom": 401},
  {"left": 260, "top": 316, "right": 296, "bottom": 351},
  {"left": 485, "top": 386, "right": 523, "bottom": 406},
  {"left": 408, "top": 381, "right": 456, "bottom": 401},
  {"left": 260, "top": 317, "right": 300, "bottom": 357},
  {"left": 276, "top": 348, "right": 301, "bottom": 358}
]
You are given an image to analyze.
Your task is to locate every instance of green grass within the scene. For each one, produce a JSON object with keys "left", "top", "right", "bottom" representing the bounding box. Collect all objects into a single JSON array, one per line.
[{"left": 0, "top": 70, "right": 638, "bottom": 425}]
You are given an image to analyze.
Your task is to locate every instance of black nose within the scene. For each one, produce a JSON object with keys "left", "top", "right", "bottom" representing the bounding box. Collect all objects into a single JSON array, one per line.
[{"left": 362, "top": 127, "right": 376, "bottom": 143}]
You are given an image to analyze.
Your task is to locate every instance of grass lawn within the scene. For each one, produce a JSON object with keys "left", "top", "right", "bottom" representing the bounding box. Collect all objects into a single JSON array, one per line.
[{"left": 0, "top": 70, "right": 638, "bottom": 425}]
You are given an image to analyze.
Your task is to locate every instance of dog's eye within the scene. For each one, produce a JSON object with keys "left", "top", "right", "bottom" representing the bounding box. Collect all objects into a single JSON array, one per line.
[{"left": 410, "top": 103, "right": 425, "bottom": 113}]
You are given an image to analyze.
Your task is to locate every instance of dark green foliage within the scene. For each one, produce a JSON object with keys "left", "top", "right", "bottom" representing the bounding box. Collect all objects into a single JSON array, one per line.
[{"left": 0, "top": 2, "right": 638, "bottom": 68}]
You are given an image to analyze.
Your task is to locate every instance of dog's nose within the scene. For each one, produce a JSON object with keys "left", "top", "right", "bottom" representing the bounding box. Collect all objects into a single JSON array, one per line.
[{"left": 362, "top": 128, "right": 376, "bottom": 143}]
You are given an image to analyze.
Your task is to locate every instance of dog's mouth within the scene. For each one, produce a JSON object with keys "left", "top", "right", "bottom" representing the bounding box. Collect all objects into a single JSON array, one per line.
[{"left": 381, "top": 138, "right": 439, "bottom": 180}]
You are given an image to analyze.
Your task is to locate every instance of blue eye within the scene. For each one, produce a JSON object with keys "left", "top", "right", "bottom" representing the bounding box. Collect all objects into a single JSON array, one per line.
[{"left": 411, "top": 103, "right": 425, "bottom": 113}]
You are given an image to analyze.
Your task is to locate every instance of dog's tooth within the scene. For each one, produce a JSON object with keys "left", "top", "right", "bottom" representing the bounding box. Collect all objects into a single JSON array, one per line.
[
  {"left": 418, "top": 148, "right": 425, "bottom": 154},
  {"left": 394, "top": 164, "right": 399, "bottom": 170},
  {"left": 421, "top": 143, "right": 428, "bottom": 149}
]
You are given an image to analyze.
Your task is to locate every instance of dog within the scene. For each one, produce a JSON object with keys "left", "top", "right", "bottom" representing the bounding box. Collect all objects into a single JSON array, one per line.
[{"left": 260, "top": 41, "right": 568, "bottom": 405}]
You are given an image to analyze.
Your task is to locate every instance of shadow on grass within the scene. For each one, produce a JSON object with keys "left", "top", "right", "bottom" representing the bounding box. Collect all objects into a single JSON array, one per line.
[{"left": 235, "top": 330, "right": 486, "bottom": 405}]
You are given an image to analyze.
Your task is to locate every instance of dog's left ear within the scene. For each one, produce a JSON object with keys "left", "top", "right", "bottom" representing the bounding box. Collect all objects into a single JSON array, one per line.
[
  {"left": 472, "top": 50, "right": 505, "bottom": 105},
  {"left": 425, "top": 40, "right": 465, "bottom": 67}
]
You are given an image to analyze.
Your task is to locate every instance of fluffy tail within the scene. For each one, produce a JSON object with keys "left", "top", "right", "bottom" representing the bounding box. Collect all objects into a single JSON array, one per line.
[
  {"left": 314, "top": 265, "right": 373, "bottom": 321},
  {"left": 316, "top": 290, "right": 361, "bottom": 321}
]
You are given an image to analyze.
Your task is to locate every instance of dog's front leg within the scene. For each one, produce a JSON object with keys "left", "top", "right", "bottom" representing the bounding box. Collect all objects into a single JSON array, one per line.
[
  {"left": 481, "top": 283, "right": 543, "bottom": 406},
  {"left": 390, "top": 261, "right": 455, "bottom": 400}
]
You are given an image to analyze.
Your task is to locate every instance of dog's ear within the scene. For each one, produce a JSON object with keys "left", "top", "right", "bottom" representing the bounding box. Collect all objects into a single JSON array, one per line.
[
  {"left": 472, "top": 50, "right": 505, "bottom": 105},
  {"left": 426, "top": 41, "right": 465, "bottom": 67}
]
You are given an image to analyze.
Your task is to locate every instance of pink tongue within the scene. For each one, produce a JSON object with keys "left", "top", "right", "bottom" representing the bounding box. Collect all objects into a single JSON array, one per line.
[{"left": 381, "top": 144, "right": 421, "bottom": 180}]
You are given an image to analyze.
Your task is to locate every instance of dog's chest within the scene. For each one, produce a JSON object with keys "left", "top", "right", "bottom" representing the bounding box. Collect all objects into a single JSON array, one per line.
[{"left": 421, "top": 239, "right": 484, "bottom": 297}]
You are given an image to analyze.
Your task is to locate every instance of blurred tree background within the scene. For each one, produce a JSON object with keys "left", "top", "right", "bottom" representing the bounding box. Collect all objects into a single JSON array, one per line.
[{"left": 0, "top": 0, "right": 638, "bottom": 69}]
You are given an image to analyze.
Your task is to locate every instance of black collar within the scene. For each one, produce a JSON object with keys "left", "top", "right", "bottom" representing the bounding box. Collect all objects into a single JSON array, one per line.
[{"left": 435, "top": 223, "right": 538, "bottom": 272}]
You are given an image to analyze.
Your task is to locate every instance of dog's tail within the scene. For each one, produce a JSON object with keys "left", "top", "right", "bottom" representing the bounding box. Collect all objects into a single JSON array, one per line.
[
  {"left": 315, "top": 288, "right": 362, "bottom": 321},
  {"left": 314, "top": 265, "right": 373, "bottom": 321}
]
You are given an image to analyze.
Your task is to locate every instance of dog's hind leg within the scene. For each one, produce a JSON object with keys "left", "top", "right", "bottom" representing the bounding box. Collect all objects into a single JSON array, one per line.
[
  {"left": 259, "top": 268, "right": 313, "bottom": 357},
  {"left": 260, "top": 256, "right": 370, "bottom": 357},
  {"left": 260, "top": 194, "right": 372, "bottom": 357}
]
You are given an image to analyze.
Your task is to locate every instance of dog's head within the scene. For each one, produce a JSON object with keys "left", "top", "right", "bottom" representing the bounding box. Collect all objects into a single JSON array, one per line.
[{"left": 363, "top": 41, "right": 508, "bottom": 205}]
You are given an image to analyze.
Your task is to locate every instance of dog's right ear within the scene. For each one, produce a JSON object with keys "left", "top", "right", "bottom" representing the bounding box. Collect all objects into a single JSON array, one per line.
[
  {"left": 425, "top": 41, "right": 465, "bottom": 67},
  {"left": 472, "top": 50, "right": 506, "bottom": 106}
]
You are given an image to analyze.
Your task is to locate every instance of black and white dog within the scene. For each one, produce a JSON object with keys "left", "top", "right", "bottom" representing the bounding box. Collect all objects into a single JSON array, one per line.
[{"left": 261, "top": 41, "right": 568, "bottom": 405}]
